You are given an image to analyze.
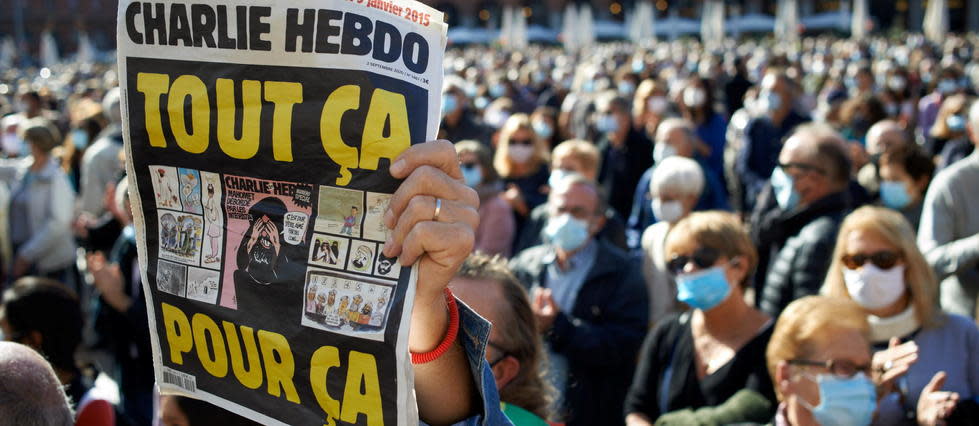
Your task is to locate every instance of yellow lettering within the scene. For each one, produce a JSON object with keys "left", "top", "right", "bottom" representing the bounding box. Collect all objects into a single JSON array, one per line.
[
  {"left": 161, "top": 303, "right": 193, "bottom": 364},
  {"left": 136, "top": 72, "right": 170, "bottom": 148},
  {"left": 222, "top": 322, "right": 264, "bottom": 390},
  {"left": 264, "top": 81, "right": 303, "bottom": 162},
  {"left": 216, "top": 79, "right": 262, "bottom": 159},
  {"left": 168, "top": 75, "right": 210, "bottom": 154},
  {"left": 320, "top": 85, "right": 360, "bottom": 186},
  {"left": 340, "top": 351, "right": 383, "bottom": 426},
  {"left": 257, "top": 330, "right": 300, "bottom": 403},
  {"left": 360, "top": 89, "right": 410, "bottom": 171},
  {"left": 309, "top": 346, "right": 342, "bottom": 421},
  {"left": 191, "top": 313, "right": 228, "bottom": 378}
]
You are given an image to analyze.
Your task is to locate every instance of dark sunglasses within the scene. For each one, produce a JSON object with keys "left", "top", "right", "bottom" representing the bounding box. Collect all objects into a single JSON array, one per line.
[
  {"left": 778, "top": 162, "right": 825, "bottom": 175},
  {"left": 788, "top": 358, "right": 871, "bottom": 378},
  {"left": 841, "top": 250, "right": 900, "bottom": 270},
  {"left": 667, "top": 247, "right": 721, "bottom": 275},
  {"left": 487, "top": 341, "right": 512, "bottom": 367},
  {"left": 509, "top": 138, "right": 533, "bottom": 146}
]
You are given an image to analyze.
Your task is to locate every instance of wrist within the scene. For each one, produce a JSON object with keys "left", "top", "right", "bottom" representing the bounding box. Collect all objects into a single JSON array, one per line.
[
  {"left": 410, "top": 288, "right": 459, "bottom": 364},
  {"left": 409, "top": 288, "right": 450, "bottom": 353}
]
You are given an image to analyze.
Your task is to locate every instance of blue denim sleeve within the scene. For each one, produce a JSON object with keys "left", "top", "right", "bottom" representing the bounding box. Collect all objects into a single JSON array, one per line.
[{"left": 420, "top": 298, "right": 515, "bottom": 426}]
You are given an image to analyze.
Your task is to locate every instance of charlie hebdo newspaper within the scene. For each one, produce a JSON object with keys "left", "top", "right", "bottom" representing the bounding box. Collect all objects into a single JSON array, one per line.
[{"left": 116, "top": 0, "right": 446, "bottom": 423}]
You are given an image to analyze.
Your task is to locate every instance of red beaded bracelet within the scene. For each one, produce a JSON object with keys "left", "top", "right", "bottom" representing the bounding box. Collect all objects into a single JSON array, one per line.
[{"left": 410, "top": 288, "right": 459, "bottom": 365}]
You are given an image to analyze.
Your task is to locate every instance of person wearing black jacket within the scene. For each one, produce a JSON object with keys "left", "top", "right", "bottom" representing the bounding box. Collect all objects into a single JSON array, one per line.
[
  {"left": 753, "top": 125, "right": 854, "bottom": 318},
  {"left": 596, "top": 95, "right": 654, "bottom": 219}
]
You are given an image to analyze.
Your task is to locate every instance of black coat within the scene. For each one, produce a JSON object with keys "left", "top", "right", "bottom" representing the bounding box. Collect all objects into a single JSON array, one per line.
[{"left": 509, "top": 240, "right": 649, "bottom": 426}]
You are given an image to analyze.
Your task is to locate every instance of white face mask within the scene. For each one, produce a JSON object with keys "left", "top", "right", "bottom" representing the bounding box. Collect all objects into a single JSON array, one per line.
[
  {"left": 843, "top": 263, "right": 907, "bottom": 310},
  {"left": 507, "top": 144, "right": 535, "bottom": 164},
  {"left": 648, "top": 96, "right": 668, "bottom": 114},
  {"left": 683, "top": 88, "right": 707, "bottom": 108},
  {"left": 653, "top": 143, "right": 678, "bottom": 164},
  {"left": 652, "top": 198, "right": 684, "bottom": 223}
]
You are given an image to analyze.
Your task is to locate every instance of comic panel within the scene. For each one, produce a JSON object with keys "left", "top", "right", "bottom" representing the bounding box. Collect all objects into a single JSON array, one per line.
[
  {"left": 347, "top": 240, "right": 376, "bottom": 275},
  {"left": 308, "top": 233, "right": 349, "bottom": 271},
  {"left": 157, "top": 260, "right": 188, "bottom": 297},
  {"left": 186, "top": 267, "right": 220, "bottom": 305},
  {"left": 177, "top": 168, "right": 203, "bottom": 214},
  {"left": 200, "top": 171, "right": 224, "bottom": 269},
  {"left": 314, "top": 186, "right": 364, "bottom": 238},
  {"left": 157, "top": 210, "right": 204, "bottom": 266},
  {"left": 363, "top": 192, "right": 392, "bottom": 243},
  {"left": 301, "top": 270, "right": 394, "bottom": 341},
  {"left": 149, "top": 165, "right": 182, "bottom": 210},
  {"left": 219, "top": 175, "right": 313, "bottom": 310},
  {"left": 373, "top": 252, "right": 401, "bottom": 280}
]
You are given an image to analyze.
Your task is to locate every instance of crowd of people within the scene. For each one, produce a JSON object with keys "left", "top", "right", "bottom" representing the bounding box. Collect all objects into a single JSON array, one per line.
[{"left": 1, "top": 31, "right": 979, "bottom": 426}]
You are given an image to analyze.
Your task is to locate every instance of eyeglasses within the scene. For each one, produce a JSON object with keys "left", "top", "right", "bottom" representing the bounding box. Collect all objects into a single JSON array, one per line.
[
  {"left": 788, "top": 358, "right": 872, "bottom": 378},
  {"left": 667, "top": 247, "right": 721, "bottom": 275},
  {"left": 487, "top": 341, "right": 512, "bottom": 367},
  {"left": 509, "top": 138, "right": 533, "bottom": 146},
  {"left": 460, "top": 162, "right": 479, "bottom": 169},
  {"left": 778, "top": 162, "right": 825, "bottom": 176},
  {"left": 841, "top": 250, "right": 900, "bottom": 270}
]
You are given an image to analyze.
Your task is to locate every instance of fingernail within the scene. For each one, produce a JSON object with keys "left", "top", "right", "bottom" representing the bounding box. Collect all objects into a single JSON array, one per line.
[
  {"left": 384, "top": 209, "right": 394, "bottom": 227},
  {"left": 390, "top": 160, "right": 405, "bottom": 176},
  {"left": 382, "top": 235, "right": 392, "bottom": 255}
]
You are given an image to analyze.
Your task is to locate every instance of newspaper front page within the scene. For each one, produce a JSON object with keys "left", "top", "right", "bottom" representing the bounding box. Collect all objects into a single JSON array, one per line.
[{"left": 116, "top": 1, "right": 447, "bottom": 423}]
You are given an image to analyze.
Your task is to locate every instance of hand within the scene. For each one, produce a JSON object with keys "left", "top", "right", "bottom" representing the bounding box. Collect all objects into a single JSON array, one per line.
[
  {"left": 87, "top": 252, "right": 131, "bottom": 312},
  {"left": 502, "top": 184, "right": 528, "bottom": 215},
  {"left": 871, "top": 337, "right": 918, "bottom": 398},
  {"left": 12, "top": 257, "right": 30, "bottom": 278},
  {"left": 917, "top": 372, "right": 959, "bottom": 426},
  {"left": 73, "top": 213, "right": 94, "bottom": 238},
  {"left": 531, "top": 287, "right": 559, "bottom": 332}
]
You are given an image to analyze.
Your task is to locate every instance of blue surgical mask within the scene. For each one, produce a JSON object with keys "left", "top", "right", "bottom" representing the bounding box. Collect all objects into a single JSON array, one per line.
[
  {"left": 460, "top": 164, "right": 482, "bottom": 188},
  {"left": 938, "top": 79, "right": 959, "bottom": 95},
  {"left": 802, "top": 373, "right": 877, "bottom": 426},
  {"left": 946, "top": 115, "right": 966, "bottom": 132},
  {"left": 760, "top": 91, "right": 782, "bottom": 113},
  {"left": 771, "top": 166, "right": 800, "bottom": 211},
  {"left": 618, "top": 81, "right": 636, "bottom": 97},
  {"left": 490, "top": 83, "right": 507, "bottom": 98},
  {"left": 441, "top": 94, "right": 458, "bottom": 117},
  {"left": 879, "top": 180, "right": 912, "bottom": 210},
  {"left": 676, "top": 266, "right": 731, "bottom": 311},
  {"left": 596, "top": 114, "right": 619, "bottom": 133},
  {"left": 544, "top": 213, "right": 591, "bottom": 252},
  {"left": 70, "top": 129, "right": 89, "bottom": 150},
  {"left": 548, "top": 168, "right": 571, "bottom": 189},
  {"left": 533, "top": 120, "right": 554, "bottom": 140}
]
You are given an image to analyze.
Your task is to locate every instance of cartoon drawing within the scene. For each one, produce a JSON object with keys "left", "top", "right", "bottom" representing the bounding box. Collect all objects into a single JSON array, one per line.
[
  {"left": 341, "top": 206, "right": 359, "bottom": 236},
  {"left": 203, "top": 182, "right": 222, "bottom": 264},
  {"left": 233, "top": 197, "right": 286, "bottom": 287},
  {"left": 152, "top": 166, "right": 181, "bottom": 209},
  {"left": 348, "top": 241, "right": 375, "bottom": 273},
  {"left": 178, "top": 169, "right": 202, "bottom": 214}
]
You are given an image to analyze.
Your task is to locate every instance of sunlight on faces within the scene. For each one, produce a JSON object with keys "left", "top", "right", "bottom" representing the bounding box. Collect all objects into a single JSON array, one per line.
[
  {"left": 844, "top": 229, "right": 904, "bottom": 269},
  {"left": 664, "top": 232, "right": 746, "bottom": 294},
  {"left": 549, "top": 182, "right": 601, "bottom": 227},
  {"left": 878, "top": 161, "right": 926, "bottom": 203},
  {"left": 661, "top": 126, "right": 694, "bottom": 158},
  {"left": 552, "top": 153, "right": 590, "bottom": 181}
]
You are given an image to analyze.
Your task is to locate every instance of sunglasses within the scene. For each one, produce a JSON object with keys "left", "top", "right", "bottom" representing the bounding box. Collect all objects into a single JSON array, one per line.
[
  {"left": 667, "top": 247, "right": 721, "bottom": 275},
  {"left": 509, "top": 138, "right": 533, "bottom": 146},
  {"left": 841, "top": 250, "right": 900, "bottom": 270},
  {"left": 778, "top": 162, "right": 825, "bottom": 176},
  {"left": 788, "top": 358, "right": 871, "bottom": 379}
]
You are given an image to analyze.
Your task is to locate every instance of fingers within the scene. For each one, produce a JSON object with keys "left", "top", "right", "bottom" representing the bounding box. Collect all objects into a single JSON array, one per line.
[
  {"left": 383, "top": 195, "right": 479, "bottom": 257},
  {"left": 389, "top": 140, "right": 462, "bottom": 181},
  {"left": 924, "top": 371, "right": 947, "bottom": 394},
  {"left": 386, "top": 166, "right": 478, "bottom": 228},
  {"left": 888, "top": 336, "right": 901, "bottom": 349},
  {"left": 398, "top": 220, "right": 473, "bottom": 270}
]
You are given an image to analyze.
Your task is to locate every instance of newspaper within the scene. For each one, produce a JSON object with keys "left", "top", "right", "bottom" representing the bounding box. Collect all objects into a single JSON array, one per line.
[{"left": 116, "top": 1, "right": 447, "bottom": 423}]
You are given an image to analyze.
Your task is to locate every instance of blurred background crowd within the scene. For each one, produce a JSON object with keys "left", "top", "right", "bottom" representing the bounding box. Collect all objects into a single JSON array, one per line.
[{"left": 1, "top": 0, "right": 979, "bottom": 425}]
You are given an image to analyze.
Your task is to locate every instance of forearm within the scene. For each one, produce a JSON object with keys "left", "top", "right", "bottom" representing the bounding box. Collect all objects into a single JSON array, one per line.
[
  {"left": 625, "top": 412, "right": 654, "bottom": 426},
  {"left": 410, "top": 293, "right": 475, "bottom": 425},
  {"left": 925, "top": 233, "right": 979, "bottom": 280}
]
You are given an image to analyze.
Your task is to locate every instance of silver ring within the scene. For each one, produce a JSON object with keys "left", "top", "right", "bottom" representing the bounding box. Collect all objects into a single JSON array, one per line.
[
  {"left": 433, "top": 198, "right": 442, "bottom": 222},
  {"left": 884, "top": 360, "right": 893, "bottom": 370}
]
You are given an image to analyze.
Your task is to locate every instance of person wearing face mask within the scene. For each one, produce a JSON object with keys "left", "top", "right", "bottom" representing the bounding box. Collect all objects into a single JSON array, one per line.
[
  {"left": 754, "top": 124, "right": 854, "bottom": 318},
  {"left": 878, "top": 144, "right": 934, "bottom": 229},
  {"left": 925, "top": 94, "right": 970, "bottom": 160},
  {"left": 639, "top": 156, "right": 704, "bottom": 326},
  {"left": 627, "top": 118, "right": 729, "bottom": 248},
  {"left": 60, "top": 100, "right": 105, "bottom": 192},
  {"left": 632, "top": 79, "right": 672, "bottom": 142},
  {"left": 882, "top": 68, "right": 917, "bottom": 128},
  {"left": 513, "top": 139, "right": 629, "bottom": 254},
  {"left": 766, "top": 296, "right": 878, "bottom": 426},
  {"left": 821, "top": 207, "right": 979, "bottom": 425},
  {"left": 530, "top": 106, "right": 559, "bottom": 150},
  {"left": 495, "top": 114, "right": 550, "bottom": 249},
  {"left": 456, "top": 141, "right": 515, "bottom": 258},
  {"left": 917, "top": 66, "right": 964, "bottom": 142},
  {"left": 856, "top": 120, "right": 909, "bottom": 196},
  {"left": 595, "top": 94, "right": 654, "bottom": 219},
  {"left": 625, "top": 212, "right": 775, "bottom": 426},
  {"left": 510, "top": 175, "right": 648, "bottom": 426},
  {"left": 934, "top": 97, "right": 976, "bottom": 170},
  {"left": 736, "top": 71, "right": 811, "bottom": 213},
  {"left": 678, "top": 77, "right": 727, "bottom": 191},
  {"left": 438, "top": 84, "right": 493, "bottom": 147}
]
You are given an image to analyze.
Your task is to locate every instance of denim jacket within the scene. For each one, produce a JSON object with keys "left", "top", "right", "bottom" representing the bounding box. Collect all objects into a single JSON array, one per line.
[{"left": 421, "top": 298, "right": 514, "bottom": 426}]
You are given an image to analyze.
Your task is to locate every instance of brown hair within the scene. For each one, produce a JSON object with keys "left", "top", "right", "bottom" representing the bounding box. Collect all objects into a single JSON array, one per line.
[
  {"left": 766, "top": 296, "right": 870, "bottom": 401},
  {"left": 455, "top": 254, "right": 554, "bottom": 420},
  {"left": 664, "top": 211, "right": 758, "bottom": 290}
]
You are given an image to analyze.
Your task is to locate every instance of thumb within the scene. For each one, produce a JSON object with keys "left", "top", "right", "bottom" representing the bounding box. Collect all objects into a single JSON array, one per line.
[
  {"left": 923, "top": 371, "right": 947, "bottom": 394},
  {"left": 888, "top": 337, "right": 901, "bottom": 349}
]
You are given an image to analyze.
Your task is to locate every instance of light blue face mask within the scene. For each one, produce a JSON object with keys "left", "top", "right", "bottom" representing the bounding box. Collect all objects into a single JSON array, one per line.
[
  {"left": 441, "top": 94, "right": 458, "bottom": 117},
  {"left": 71, "top": 129, "right": 89, "bottom": 150},
  {"left": 879, "top": 180, "right": 912, "bottom": 210},
  {"left": 676, "top": 266, "right": 731, "bottom": 311},
  {"left": 771, "top": 166, "right": 801, "bottom": 211},
  {"left": 596, "top": 114, "right": 619, "bottom": 133},
  {"left": 533, "top": 120, "right": 554, "bottom": 140},
  {"left": 946, "top": 115, "right": 966, "bottom": 132},
  {"left": 802, "top": 372, "right": 877, "bottom": 426},
  {"left": 460, "top": 164, "right": 482, "bottom": 188},
  {"left": 548, "top": 168, "right": 571, "bottom": 189},
  {"left": 544, "top": 213, "right": 591, "bottom": 252}
]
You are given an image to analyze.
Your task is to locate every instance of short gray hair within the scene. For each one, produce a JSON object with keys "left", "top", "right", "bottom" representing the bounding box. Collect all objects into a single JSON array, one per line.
[
  {"left": 0, "top": 342, "right": 74, "bottom": 426},
  {"left": 650, "top": 156, "right": 704, "bottom": 198},
  {"left": 655, "top": 117, "right": 695, "bottom": 144}
]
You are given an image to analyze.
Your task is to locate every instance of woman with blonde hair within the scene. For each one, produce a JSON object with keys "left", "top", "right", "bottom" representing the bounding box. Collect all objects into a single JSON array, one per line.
[
  {"left": 493, "top": 113, "right": 550, "bottom": 235},
  {"left": 822, "top": 206, "right": 979, "bottom": 425},
  {"left": 625, "top": 211, "right": 775, "bottom": 425}
]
